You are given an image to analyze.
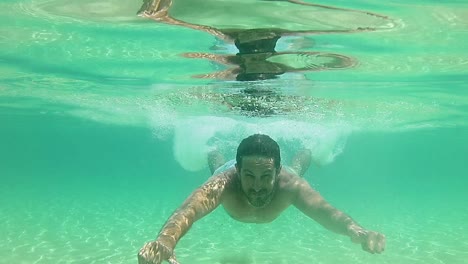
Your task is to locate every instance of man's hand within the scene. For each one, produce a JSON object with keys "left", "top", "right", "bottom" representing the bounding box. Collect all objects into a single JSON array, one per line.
[
  {"left": 138, "top": 240, "right": 180, "bottom": 264},
  {"left": 349, "top": 227, "right": 386, "bottom": 254}
]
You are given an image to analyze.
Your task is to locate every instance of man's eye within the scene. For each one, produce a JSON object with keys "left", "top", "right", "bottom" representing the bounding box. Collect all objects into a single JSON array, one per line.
[{"left": 262, "top": 175, "right": 272, "bottom": 179}]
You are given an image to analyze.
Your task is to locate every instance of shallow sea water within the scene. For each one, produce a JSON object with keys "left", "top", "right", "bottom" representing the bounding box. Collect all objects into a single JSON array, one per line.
[{"left": 1, "top": 0, "right": 468, "bottom": 264}]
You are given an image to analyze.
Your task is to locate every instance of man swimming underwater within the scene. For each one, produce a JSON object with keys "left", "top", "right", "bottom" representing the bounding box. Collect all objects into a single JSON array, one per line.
[{"left": 138, "top": 134, "right": 385, "bottom": 264}]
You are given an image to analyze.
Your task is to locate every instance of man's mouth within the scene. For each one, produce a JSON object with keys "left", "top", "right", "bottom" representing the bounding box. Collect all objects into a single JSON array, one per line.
[
  {"left": 246, "top": 190, "right": 271, "bottom": 207},
  {"left": 249, "top": 190, "right": 266, "bottom": 197}
]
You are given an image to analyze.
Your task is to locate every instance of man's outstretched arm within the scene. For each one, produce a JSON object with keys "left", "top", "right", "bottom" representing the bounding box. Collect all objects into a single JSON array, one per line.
[
  {"left": 138, "top": 175, "right": 229, "bottom": 264},
  {"left": 292, "top": 178, "right": 385, "bottom": 254}
]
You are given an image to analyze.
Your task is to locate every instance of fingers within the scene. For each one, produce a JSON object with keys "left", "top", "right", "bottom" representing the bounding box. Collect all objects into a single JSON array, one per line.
[
  {"left": 168, "top": 255, "right": 180, "bottom": 264},
  {"left": 375, "top": 233, "right": 386, "bottom": 253},
  {"left": 138, "top": 250, "right": 153, "bottom": 264},
  {"left": 138, "top": 241, "right": 162, "bottom": 264},
  {"left": 138, "top": 253, "right": 150, "bottom": 264},
  {"left": 361, "top": 232, "right": 386, "bottom": 254}
]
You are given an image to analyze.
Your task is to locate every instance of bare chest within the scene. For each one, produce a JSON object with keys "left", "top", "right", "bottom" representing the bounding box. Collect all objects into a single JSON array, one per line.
[{"left": 221, "top": 189, "right": 292, "bottom": 223}]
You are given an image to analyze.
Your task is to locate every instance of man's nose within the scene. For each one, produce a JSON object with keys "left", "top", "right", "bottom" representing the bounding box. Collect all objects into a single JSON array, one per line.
[{"left": 253, "top": 178, "right": 262, "bottom": 191}]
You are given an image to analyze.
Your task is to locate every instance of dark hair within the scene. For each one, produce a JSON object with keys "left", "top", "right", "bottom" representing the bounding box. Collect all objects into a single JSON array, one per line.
[{"left": 236, "top": 134, "right": 281, "bottom": 169}]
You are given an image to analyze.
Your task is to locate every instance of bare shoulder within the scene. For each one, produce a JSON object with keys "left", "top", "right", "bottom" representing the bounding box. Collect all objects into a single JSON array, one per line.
[
  {"left": 277, "top": 169, "right": 324, "bottom": 210},
  {"left": 201, "top": 168, "right": 237, "bottom": 193},
  {"left": 277, "top": 168, "right": 307, "bottom": 195}
]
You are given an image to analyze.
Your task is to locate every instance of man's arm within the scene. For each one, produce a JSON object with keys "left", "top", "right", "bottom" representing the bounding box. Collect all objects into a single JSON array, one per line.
[
  {"left": 292, "top": 178, "right": 385, "bottom": 254},
  {"left": 157, "top": 175, "right": 227, "bottom": 248},
  {"left": 138, "top": 174, "right": 229, "bottom": 264},
  {"left": 137, "top": 0, "right": 227, "bottom": 40}
]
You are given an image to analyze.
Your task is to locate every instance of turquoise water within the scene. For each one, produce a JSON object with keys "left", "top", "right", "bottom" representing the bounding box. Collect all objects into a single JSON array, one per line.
[{"left": 1, "top": 0, "right": 468, "bottom": 263}]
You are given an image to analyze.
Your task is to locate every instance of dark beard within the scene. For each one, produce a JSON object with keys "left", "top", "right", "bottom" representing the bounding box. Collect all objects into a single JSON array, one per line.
[
  {"left": 246, "top": 191, "right": 274, "bottom": 208},
  {"left": 241, "top": 181, "right": 277, "bottom": 208},
  {"left": 236, "top": 172, "right": 277, "bottom": 208}
]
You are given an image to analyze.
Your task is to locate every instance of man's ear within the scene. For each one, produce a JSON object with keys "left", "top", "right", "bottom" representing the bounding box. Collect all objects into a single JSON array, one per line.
[{"left": 276, "top": 165, "right": 282, "bottom": 176}]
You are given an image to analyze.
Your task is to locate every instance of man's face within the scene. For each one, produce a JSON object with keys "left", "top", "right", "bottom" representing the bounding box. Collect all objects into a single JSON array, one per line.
[{"left": 236, "top": 155, "right": 280, "bottom": 208}]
